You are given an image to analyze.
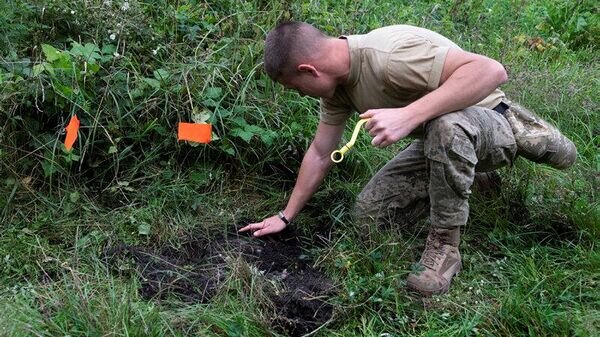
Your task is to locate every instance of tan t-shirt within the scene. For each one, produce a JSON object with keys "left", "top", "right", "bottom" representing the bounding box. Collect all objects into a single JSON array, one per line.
[{"left": 320, "top": 25, "right": 505, "bottom": 128}]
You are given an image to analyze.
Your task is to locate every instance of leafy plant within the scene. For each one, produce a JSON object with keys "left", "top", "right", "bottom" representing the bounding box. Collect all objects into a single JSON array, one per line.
[{"left": 536, "top": 0, "right": 599, "bottom": 50}]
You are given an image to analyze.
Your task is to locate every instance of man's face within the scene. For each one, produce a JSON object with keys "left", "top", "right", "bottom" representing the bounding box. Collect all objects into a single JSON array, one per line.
[{"left": 278, "top": 70, "right": 336, "bottom": 99}]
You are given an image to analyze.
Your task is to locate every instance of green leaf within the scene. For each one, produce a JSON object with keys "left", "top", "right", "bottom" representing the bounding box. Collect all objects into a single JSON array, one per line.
[
  {"left": 69, "top": 191, "right": 80, "bottom": 203},
  {"left": 222, "top": 145, "right": 235, "bottom": 156},
  {"left": 41, "top": 160, "right": 58, "bottom": 177},
  {"left": 218, "top": 108, "right": 233, "bottom": 118},
  {"left": 204, "top": 87, "right": 222, "bottom": 99},
  {"left": 575, "top": 17, "right": 587, "bottom": 32},
  {"left": 153, "top": 68, "right": 171, "bottom": 82},
  {"left": 231, "top": 128, "right": 253, "bottom": 143},
  {"left": 153, "top": 126, "right": 168, "bottom": 136},
  {"left": 52, "top": 54, "right": 73, "bottom": 72},
  {"left": 54, "top": 83, "right": 74, "bottom": 99},
  {"left": 232, "top": 116, "right": 248, "bottom": 127},
  {"left": 87, "top": 62, "right": 100, "bottom": 73},
  {"left": 41, "top": 44, "right": 62, "bottom": 62},
  {"left": 192, "top": 108, "right": 211, "bottom": 123},
  {"left": 108, "top": 146, "right": 118, "bottom": 154},
  {"left": 32, "top": 63, "right": 47, "bottom": 77},
  {"left": 76, "top": 230, "right": 102, "bottom": 248},
  {"left": 202, "top": 98, "right": 219, "bottom": 107},
  {"left": 260, "top": 130, "right": 277, "bottom": 146},
  {"left": 100, "top": 45, "right": 116, "bottom": 63},
  {"left": 70, "top": 42, "right": 101, "bottom": 62},
  {"left": 137, "top": 223, "right": 151, "bottom": 235},
  {"left": 189, "top": 171, "right": 208, "bottom": 184},
  {"left": 101, "top": 44, "right": 117, "bottom": 55},
  {"left": 245, "top": 124, "right": 263, "bottom": 134},
  {"left": 65, "top": 151, "right": 80, "bottom": 162},
  {"left": 143, "top": 77, "right": 161, "bottom": 89}
]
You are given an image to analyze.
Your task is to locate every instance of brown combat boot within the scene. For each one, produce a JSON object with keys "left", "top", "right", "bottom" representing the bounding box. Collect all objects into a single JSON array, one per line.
[
  {"left": 407, "top": 227, "right": 462, "bottom": 296},
  {"left": 503, "top": 101, "right": 577, "bottom": 169}
]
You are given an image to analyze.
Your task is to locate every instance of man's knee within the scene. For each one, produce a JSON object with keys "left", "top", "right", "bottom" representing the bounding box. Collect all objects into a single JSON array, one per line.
[
  {"left": 424, "top": 111, "right": 478, "bottom": 201},
  {"left": 425, "top": 114, "right": 459, "bottom": 149},
  {"left": 353, "top": 189, "right": 380, "bottom": 222}
]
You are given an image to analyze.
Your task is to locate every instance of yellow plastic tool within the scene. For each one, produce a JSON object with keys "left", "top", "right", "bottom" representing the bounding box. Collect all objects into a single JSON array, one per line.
[{"left": 331, "top": 118, "right": 370, "bottom": 163}]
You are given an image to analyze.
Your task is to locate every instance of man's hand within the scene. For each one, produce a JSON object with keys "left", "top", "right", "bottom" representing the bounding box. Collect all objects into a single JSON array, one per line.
[
  {"left": 360, "top": 107, "right": 421, "bottom": 147},
  {"left": 239, "top": 215, "right": 287, "bottom": 237}
]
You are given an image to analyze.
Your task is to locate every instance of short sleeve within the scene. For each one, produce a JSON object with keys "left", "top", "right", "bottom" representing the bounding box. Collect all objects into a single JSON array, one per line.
[
  {"left": 386, "top": 35, "right": 450, "bottom": 93},
  {"left": 319, "top": 96, "right": 352, "bottom": 125}
]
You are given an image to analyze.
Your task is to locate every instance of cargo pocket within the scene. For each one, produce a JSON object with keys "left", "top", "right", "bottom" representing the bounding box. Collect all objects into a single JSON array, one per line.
[
  {"left": 449, "top": 132, "right": 478, "bottom": 166},
  {"left": 425, "top": 129, "right": 477, "bottom": 201}
]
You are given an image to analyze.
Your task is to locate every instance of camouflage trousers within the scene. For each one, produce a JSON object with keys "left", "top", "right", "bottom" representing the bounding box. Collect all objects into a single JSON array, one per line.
[{"left": 354, "top": 106, "right": 517, "bottom": 229}]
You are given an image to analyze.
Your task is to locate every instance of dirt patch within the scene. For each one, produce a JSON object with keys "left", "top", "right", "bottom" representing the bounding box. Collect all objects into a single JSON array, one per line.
[{"left": 105, "top": 230, "right": 337, "bottom": 336}]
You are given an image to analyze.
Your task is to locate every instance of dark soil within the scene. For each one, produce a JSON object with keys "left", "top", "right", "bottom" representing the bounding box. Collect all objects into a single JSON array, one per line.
[{"left": 105, "top": 229, "right": 337, "bottom": 336}]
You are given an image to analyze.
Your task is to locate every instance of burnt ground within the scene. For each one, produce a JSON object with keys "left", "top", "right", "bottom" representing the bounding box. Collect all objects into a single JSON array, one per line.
[{"left": 105, "top": 229, "right": 337, "bottom": 336}]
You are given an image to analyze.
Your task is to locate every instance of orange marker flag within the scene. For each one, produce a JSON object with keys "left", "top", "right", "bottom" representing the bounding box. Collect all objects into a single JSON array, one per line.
[
  {"left": 177, "top": 122, "right": 212, "bottom": 143},
  {"left": 64, "top": 115, "right": 80, "bottom": 151}
]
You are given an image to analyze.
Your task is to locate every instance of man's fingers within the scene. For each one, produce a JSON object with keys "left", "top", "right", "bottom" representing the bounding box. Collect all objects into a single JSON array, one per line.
[
  {"left": 238, "top": 222, "right": 265, "bottom": 232},
  {"left": 254, "top": 224, "right": 284, "bottom": 237},
  {"left": 253, "top": 225, "right": 278, "bottom": 237},
  {"left": 239, "top": 216, "right": 286, "bottom": 237},
  {"left": 366, "top": 121, "right": 380, "bottom": 136},
  {"left": 359, "top": 111, "right": 374, "bottom": 119},
  {"left": 372, "top": 134, "right": 384, "bottom": 147},
  {"left": 253, "top": 229, "right": 268, "bottom": 237}
]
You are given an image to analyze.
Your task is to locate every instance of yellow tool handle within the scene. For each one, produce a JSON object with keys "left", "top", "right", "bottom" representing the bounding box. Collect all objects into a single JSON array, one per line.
[{"left": 330, "top": 118, "right": 370, "bottom": 163}]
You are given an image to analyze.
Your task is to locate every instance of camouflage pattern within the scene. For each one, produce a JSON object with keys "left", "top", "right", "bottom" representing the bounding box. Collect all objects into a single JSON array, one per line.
[
  {"left": 354, "top": 102, "right": 575, "bottom": 296},
  {"left": 502, "top": 100, "right": 577, "bottom": 169},
  {"left": 354, "top": 106, "right": 516, "bottom": 296},
  {"left": 353, "top": 140, "right": 430, "bottom": 228},
  {"left": 354, "top": 106, "right": 517, "bottom": 229}
]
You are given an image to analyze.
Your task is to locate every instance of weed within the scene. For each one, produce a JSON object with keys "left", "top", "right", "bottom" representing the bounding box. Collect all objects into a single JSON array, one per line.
[{"left": 0, "top": 0, "right": 598, "bottom": 336}]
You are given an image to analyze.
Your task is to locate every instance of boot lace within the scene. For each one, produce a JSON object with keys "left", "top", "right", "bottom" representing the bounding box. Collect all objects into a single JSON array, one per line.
[{"left": 421, "top": 230, "right": 444, "bottom": 269}]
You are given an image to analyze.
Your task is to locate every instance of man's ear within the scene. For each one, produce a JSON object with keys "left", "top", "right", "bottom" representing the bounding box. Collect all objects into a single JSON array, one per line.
[{"left": 297, "top": 64, "right": 319, "bottom": 77}]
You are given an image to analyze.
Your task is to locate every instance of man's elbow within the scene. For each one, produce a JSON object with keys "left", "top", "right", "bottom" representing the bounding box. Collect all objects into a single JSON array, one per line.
[{"left": 491, "top": 60, "right": 508, "bottom": 85}]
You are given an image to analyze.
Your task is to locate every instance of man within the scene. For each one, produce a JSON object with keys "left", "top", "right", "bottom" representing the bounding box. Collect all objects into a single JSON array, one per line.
[{"left": 239, "top": 22, "right": 576, "bottom": 296}]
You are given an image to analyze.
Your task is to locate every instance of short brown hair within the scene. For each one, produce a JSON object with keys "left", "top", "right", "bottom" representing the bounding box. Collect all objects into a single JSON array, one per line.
[{"left": 264, "top": 21, "right": 327, "bottom": 81}]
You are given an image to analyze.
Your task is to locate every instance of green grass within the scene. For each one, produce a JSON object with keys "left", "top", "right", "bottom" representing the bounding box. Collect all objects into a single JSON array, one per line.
[{"left": 1, "top": 0, "right": 599, "bottom": 336}]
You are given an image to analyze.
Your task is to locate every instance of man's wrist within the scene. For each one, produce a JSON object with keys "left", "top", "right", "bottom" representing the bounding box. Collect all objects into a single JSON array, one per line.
[
  {"left": 277, "top": 210, "right": 291, "bottom": 225},
  {"left": 405, "top": 101, "right": 437, "bottom": 125}
]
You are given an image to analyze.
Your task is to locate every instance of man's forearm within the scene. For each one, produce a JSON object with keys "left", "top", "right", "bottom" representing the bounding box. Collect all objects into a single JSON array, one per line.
[
  {"left": 282, "top": 145, "right": 333, "bottom": 221},
  {"left": 409, "top": 57, "right": 507, "bottom": 124}
]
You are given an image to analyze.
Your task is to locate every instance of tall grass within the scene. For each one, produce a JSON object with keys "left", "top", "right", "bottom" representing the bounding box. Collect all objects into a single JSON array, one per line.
[{"left": 1, "top": 0, "right": 598, "bottom": 336}]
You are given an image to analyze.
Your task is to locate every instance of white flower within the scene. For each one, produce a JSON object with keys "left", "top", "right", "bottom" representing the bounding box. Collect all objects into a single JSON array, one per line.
[
  {"left": 152, "top": 47, "right": 160, "bottom": 55},
  {"left": 109, "top": 33, "right": 116, "bottom": 40},
  {"left": 121, "top": 1, "right": 129, "bottom": 11},
  {"left": 70, "top": 10, "right": 75, "bottom": 14},
  {"left": 113, "top": 52, "right": 120, "bottom": 57}
]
